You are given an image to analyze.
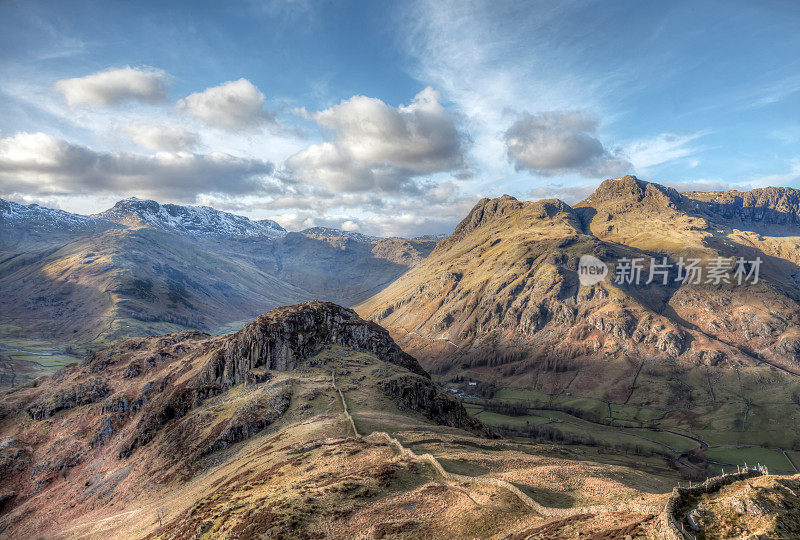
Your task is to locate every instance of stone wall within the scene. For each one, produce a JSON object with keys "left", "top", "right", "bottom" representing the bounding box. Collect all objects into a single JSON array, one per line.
[
  {"left": 333, "top": 373, "right": 662, "bottom": 521},
  {"left": 656, "top": 467, "right": 765, "bottom": 539}
]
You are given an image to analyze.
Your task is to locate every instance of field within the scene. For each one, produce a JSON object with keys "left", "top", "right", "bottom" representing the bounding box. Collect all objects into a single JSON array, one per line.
[
  {"left": 0, "top": 322, "right": 83, "bottom": 389},
  {"left": 441, "top": 371, "right": 800, "bottom": 476}
]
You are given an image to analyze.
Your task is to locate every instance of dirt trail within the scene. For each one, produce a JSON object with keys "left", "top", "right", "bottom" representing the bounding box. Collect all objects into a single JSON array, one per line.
[{"left": 331, "top": 373, "right": 662, "bottom": 522}]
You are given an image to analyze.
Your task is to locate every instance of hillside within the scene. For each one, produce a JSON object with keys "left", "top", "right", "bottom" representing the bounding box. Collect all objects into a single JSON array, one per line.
[
  {"left": 357, "top": 176, "right": 800, "bottom": 470},
  {"left": 0, "top": 302, "right": 678, "bottom": 538}
]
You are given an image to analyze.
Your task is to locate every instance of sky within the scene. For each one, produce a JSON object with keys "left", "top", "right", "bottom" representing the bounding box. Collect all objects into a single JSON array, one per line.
[{"left": 1, "top": 0, "right": 799, "bottom": 237}]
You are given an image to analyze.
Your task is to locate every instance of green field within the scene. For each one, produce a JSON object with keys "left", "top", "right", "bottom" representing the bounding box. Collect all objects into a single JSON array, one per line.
[
  {"left": 0, "top": 323, "right": 84, "bottom": 390},
  {"left": 452, "top": 373, "right": 800, "bottom": 476},
  {"left": 705, "top": 447, "right": 796, "bottom": 473}
]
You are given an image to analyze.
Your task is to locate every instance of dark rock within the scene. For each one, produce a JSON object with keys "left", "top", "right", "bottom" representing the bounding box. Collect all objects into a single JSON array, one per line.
[
  {"left": 201, "top": 301, "right": 428, "bottom": 388},
  {"left": 380, "top": 375, "right": 492, "bottom": 436},
  {"left": 26, "top": 378, "right": 111, "bottom": 420},
  {"left": 0, "top": 491, "right": 15, "bottom": 512}
]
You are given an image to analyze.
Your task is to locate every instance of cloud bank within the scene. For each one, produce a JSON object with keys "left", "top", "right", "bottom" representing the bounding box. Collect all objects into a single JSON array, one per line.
[
  {"left": 504, "top": 111, "right": 631, "bottom": 178},
  {"left": 287, "top": 87, "right": 469, "bottom": 193},
  {"left": 55, "top": 66, "right": 168, "bottom": 107},
  {"left": 0, "top": 132, "right": 275, "bottom": 200}
]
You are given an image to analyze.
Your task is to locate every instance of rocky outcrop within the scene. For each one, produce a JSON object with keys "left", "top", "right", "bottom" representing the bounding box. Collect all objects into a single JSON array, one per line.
[
  {"left": 379, "top": 374, "right": 490, "bottom": 435},
  {"left": 685, "top": 186, "right": 800, "bottom": 226},
  {"left": 201, "top": 301, "right": 427, "bottom": 388},
  {"left": 581, "top": 175, "right": 682, "bottom": 210},
  {"left": 437, "top": 194, "right": 524, "bottom": 249},
  {"left": 26, "top": 379, "right": 111, "bottom": 420},
  {"left": 202, "top": 381, "right": 291, "bottom": 456}
]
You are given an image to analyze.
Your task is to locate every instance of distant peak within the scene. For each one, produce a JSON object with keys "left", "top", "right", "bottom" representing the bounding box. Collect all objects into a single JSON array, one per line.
[
  {"left": 98, "top": 197, "right": 286, "bottom": 239},
  {"left": 301, "top": 226, "right": 379, "bottom": 242},
  {"left": 580, "top": 175, "right": 681, "bottom": 209}
]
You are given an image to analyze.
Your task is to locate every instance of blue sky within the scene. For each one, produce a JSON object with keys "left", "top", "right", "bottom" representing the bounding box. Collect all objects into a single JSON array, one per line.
[{"left": 1, "top": 0, "right": 799, "bottom": 236}]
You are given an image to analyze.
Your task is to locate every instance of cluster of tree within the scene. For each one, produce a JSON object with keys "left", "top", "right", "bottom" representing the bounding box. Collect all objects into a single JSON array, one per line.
[
  {"left": 472, "top": 381, "right": 496, "bottom": 399},
  {"left": 496, "top": 422, "right": 677, "bottom": 463},
  {"left": 459, "top": 350, "right": 528, "bottom": 369},
  {"left": 495, "top": 422, "right": 597, "bottom": 446},
  {"left": 483, "top": 400, "right": 529, "bottom": 417}
]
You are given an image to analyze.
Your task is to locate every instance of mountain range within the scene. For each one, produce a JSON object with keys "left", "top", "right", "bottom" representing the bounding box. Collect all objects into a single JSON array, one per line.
[
  {"left": 0, "top": 197, "right": 436, "bottom": 350},
  {"left": 356, "top": 175, "right": 800, "bottom": 462},
  {"left": 359, "top": 175, "right": 800, "bottom": 374},
  {"left": 4, "top": 177, "right": 800, "bottom": 536}
]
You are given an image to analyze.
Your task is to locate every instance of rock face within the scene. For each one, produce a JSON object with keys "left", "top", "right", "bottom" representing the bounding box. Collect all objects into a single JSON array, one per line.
[
  {"left": 26, "top": 379, "right": 111, "bottom": 420},
  {"left": 202, "top": 380, "right": 292, "bottom": 456},
  {"left": 685, "top": 186, "right": 800, "bottom": 226},
  {"left": 380, "top": 374, "right": 489, "bottom": 435},
  {"left": 203, "top": 302, "right": 428, "bottom": 388}
]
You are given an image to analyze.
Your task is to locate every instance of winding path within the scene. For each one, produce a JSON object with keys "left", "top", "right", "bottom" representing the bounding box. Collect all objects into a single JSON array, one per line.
[{"left": 330, "top": 372, "right": 662, "bottom": 522}]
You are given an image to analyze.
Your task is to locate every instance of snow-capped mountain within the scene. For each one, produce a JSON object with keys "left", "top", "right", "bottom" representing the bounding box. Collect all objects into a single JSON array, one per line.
[
  {"left": 97, "top": 198, "right": 287, "bottom": 239},
  {"left": 1, "top": 199, "right": 108, "bottom": 230},
  {"left": 0, "top": 199, "right": 115, "bottom": 241},
  {"left": 300, "top": 226, "right": 379, "bottom": 243}
]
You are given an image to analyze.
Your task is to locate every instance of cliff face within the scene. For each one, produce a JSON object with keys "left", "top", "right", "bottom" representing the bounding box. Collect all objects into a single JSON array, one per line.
[
  {"left": 685, "top": 186, "right": 800, "bottom": 226},
  {"left": 202, "top": 301, "right": 428, "bottom": 388},
  {"left": 380, "top": 374, "right": 490, "bottom": 435}
]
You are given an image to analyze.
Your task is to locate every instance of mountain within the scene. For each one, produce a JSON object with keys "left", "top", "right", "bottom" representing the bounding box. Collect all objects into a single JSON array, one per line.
[
  {"left": 0, "top": 199, "right": 439, "bottom": 379},
  {"left": 357, "top": 176, "right": 800, "bottom": 455},
  {"left": 359, "top": 175, "right": 800, "bottom": 374},
  {"left": 97, "top": 197, "right": 286, "bottom": 239},
  {"left": 300, "top": 226, "right": 379, "bottom": 243},
  {"left": 0, "top": 199, "right": 118, "bottom": 250}
]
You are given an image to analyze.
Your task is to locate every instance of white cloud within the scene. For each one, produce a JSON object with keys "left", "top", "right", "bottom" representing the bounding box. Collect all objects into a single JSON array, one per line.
[
  {"left": 504, "top": 111, "right": 631, "bottom": 178},
  {"left": 286, "top": 87, "right": 469, "bottom": 193},
  {"left": 177, "top": 79, "right": 275, "bottom": 131},
  {"left": 199, "top": 178, "right": 478, "bottom": 237},
  {"left": 55, "top": 66, "right": 168, "bottom": 107},
  {"left": 340, "top": 220, "right": 359, "bottom": 231},
  {"left": 121, "top": 123, "right": 200, "bottom": 152},
  {"left": 0, "top": 132, "right": 277, "bottom": 200},
  {"left": 626, "top": 132, "right": 706, "bottom": 170}
]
